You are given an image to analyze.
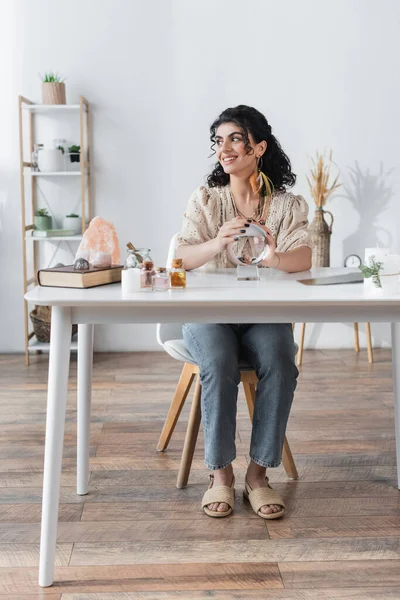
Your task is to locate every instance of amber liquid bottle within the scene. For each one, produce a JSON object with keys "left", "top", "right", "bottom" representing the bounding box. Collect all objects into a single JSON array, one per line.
[{"left": 170, "top": 258, "right": 186, "bottom": 289}]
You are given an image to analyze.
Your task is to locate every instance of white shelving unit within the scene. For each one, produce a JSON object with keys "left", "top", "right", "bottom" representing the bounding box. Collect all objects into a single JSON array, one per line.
[
  {"left": 19, "top": 95, "right": 91, "bottom": 365},
  {"left": 27, "top": 171, "right": 82, "bottom": 177}
]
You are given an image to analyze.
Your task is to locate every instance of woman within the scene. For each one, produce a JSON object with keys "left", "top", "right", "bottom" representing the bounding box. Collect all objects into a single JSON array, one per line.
[{"left": 176, "top": 105, "right": 311, "bottom": 520}]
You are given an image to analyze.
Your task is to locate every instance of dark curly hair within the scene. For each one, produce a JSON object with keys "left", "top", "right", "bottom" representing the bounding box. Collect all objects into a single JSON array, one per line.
[{"left": 206, "top": 105, "right": 296, "bottom": 191}]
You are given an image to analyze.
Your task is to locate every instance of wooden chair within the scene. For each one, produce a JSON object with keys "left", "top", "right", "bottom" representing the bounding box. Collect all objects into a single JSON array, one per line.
[{"left": 295, "top": 322, "right": 374, "bottom": 365}]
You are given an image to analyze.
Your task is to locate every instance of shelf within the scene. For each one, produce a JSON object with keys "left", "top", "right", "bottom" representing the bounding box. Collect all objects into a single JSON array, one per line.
[
  {"left": 23, "top": 104, "right": 81, "bottom": 113},
  {"left": 26, "top": 171, "right": 82, "bottom": 177},
  {"left": 28, "top": 335, "right": 78, "bottom": 353},
  {"left": 26, "top": 235, "right": 83, "bottom": 242}
]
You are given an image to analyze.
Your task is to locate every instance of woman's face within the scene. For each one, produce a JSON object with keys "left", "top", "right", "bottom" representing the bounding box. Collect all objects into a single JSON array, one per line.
[{"left": 215, "top": 122, "right": 266, "bottom": 177}]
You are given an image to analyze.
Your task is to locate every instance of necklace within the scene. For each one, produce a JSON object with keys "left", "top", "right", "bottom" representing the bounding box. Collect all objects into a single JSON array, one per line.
[{"left": 229, "top": 188, "right": 269, "bottom": 225}]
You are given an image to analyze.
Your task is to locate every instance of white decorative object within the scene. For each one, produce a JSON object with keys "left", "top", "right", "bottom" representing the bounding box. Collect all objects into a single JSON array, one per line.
[
  {"left": 38, "top": 149, "right": 64, "bottom": 172},
  {"left": 364, "top": 247, "right": 390, "bottom": 264},
  {"left": 363, "top": 248, "right": 390, "bottom": 295},
  {"left": 381, "top": 255, "right": 400, "bottom": 295},
  {"left": 121, "top": 268, "right": 141, "bottom": 294},
  {"left": 62, "top": 215, "right": 81, "bottom": 234}
]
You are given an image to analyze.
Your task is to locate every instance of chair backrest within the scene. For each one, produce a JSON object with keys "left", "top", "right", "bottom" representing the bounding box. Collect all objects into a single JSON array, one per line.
[{"left": 156, "top": 233, "right": 184, "bottom": 347}]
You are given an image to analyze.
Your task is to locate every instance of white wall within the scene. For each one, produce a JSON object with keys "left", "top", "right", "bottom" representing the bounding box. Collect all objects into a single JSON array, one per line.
[{"left": 1, "top": 0, "right": 400, "bottom": 352}]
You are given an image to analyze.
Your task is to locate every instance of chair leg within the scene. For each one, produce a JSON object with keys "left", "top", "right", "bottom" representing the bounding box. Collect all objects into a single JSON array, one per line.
[
  {"left": 354, "top": 323, "right": 360, "bottom": 353},
  {"left": 176, "top": 375, "right": 202, "bottom": 489},
  {"left": 297, "top": 323, "right": 306, "bottom": 366},
  {"left": 366, "top": 322, "right": 374, "bottom": 364},
  {"left": 157, "top": 362, "right": 196, "bottom": 452},
  {"left": 242, "top": 374, "right": 298, "bottom": 480},
  {"left": 282, "top": 437, "right": 299, "bottom": 480}
]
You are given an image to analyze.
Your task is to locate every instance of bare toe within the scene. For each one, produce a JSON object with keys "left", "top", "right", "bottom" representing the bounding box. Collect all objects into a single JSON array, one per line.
[
  {"left": 217, "top": 502, "right": 229, "bottom": 512},
  {"left": 260, "top": 505, "right": 274, "bottom": 514}
]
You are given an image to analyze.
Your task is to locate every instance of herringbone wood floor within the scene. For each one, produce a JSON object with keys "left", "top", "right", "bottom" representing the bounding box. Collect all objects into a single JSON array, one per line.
[{"left": 0, "top": 348, "right": 399, "bottom": 599}]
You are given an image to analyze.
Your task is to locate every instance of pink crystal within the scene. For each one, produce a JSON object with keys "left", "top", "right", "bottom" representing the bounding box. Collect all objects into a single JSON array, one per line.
[{"left": 75, "top": 217, "right": 120, "bottom": 265}]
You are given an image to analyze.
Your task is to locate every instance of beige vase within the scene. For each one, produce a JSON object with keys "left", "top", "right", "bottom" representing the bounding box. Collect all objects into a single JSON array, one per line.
[
  {"left": 42, "top": 82, "right": 66, "bottom": 105},
  {"left": 308, "top": 208, "right": 334, "bottom": 267}
]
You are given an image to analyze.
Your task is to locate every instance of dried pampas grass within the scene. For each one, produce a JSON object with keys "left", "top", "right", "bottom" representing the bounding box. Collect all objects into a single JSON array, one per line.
[{"left": 306, "top": 150, "right": 341, "bottom": 208}]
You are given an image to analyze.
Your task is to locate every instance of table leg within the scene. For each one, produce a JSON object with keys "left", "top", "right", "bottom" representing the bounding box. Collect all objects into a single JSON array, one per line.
[
  {"left": 77, "top": 324, "right": 94, "bottom": 495},
  {"left": 391, "top": 323, "right": 400, "bottom": 490},
  {"left": 39, "top": 307, "right": 72, "bottom": 587}
]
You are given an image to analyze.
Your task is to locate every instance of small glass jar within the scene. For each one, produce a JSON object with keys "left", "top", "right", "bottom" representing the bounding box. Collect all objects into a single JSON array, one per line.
[
  {"left": 152, "top": 267, "right": 169, "bottom": 291},
  {"left": 170, "top": 258, "right": 186, "bottom": 289},
  {"left": 140, "top": 260, "right": 155, "bottom": 291},
  {"left": 125, "top": 247, "right": 152, "bottom": 269}
]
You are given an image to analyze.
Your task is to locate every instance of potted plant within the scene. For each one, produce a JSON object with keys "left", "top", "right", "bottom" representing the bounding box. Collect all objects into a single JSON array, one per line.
[
  {"left": 63, "top": 213, "right": 81, "bottom": 234},
  {"left": 68, "top": 145, "right": 81, "bottom": 163},
  {"left": 40, "top": 71, "right": 66, "bottom": 105},
  {"left": 34, "top": 208, "right": 52, "bottom": 231}
]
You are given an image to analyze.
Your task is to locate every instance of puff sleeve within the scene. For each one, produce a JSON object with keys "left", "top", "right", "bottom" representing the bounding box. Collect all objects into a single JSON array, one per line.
[
  {"left": 276, "top": 195, "right": 312, "bottom": 253},
  {"left": 176, "top": 186, "right": 219, "bottom": 247}
]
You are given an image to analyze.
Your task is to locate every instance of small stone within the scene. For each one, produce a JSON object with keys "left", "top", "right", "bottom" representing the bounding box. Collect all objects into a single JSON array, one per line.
[{"left": 74, "top": 258, "right": 90, "bottom": 270}]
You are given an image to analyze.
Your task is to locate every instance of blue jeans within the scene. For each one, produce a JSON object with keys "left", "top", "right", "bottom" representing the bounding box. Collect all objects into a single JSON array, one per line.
[{"left": 182, "top": 323, "right": 298, "bottom": 470}]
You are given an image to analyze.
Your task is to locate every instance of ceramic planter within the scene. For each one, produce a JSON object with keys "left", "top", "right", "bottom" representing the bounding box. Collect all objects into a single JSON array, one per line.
[
  {"left": 34, "top": 215, "right": 52, "bottom": 231},
  {"left": 63, "top": 216, "right": 81, "bottom": 234}
]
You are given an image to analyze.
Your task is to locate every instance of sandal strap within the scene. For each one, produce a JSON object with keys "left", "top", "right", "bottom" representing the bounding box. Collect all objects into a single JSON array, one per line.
[
  {"left": 246, "top": 484, "right": 285, "bottom": 514},
  {"left": 202, "top": 484, "right": 234, "bottom": 510}
]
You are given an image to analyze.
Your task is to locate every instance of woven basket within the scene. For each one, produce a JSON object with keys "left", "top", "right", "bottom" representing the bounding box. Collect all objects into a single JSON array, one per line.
[
  {"left": 30, "top": 305, "right": 77, "bottom": 343},
  {"left": 309, "top": 208, "right": 334, "bottom": 267}
]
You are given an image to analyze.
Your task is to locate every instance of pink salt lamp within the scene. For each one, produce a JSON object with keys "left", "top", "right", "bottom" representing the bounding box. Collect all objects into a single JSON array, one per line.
[{"left": 75, "top": 217, "right": 120, "bottom": 265}]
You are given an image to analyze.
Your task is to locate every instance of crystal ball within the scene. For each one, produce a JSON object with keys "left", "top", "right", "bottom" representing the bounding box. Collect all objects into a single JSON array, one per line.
[{"left": 227, "top": 223, "right": 270, "bottom": 265}]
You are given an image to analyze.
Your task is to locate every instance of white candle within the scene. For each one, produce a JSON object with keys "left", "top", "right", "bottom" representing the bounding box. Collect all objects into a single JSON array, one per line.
[{"left": 121, "top": 268, "right": 141, "bottom": 294}]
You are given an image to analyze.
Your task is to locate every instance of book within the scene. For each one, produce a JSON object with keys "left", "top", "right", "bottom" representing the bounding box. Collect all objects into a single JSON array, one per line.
[
  {"left": 37, "top": 264, "right": 123, "bottom": 288},
  {"left": 33, "top": 229, "right": 76, "bottom": 237}
]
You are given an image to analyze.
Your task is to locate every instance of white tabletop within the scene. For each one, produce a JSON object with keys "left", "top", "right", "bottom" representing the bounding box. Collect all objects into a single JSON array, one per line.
[{"left": 25, "top": 267, "right": 400, "bottom": 308}]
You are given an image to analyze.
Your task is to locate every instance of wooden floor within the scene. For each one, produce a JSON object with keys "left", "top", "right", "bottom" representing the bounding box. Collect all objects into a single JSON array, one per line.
[{"left": 0, "top": 348, "right": 399, "bottom": 599}]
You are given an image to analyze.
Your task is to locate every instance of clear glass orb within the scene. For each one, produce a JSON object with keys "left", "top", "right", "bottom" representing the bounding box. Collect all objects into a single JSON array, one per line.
[{"left": 227, "top": 223, "right": 270, "bottom": 265}]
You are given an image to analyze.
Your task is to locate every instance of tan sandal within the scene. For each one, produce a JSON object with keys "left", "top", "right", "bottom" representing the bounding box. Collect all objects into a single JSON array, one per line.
[
  {"left": 202, "top": 474, "right": 235, "bottom": 518},
  {"left": 243, "top": 477, "right": 285, "bottom": 520}
]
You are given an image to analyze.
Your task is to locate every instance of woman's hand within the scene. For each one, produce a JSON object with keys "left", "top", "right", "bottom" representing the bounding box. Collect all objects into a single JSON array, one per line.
[
  {"left": 255, "top": 223, "right": 279, "bottom": 268},
  {"left": 215, "top": 216, "right": 252, "bottom": 252}
]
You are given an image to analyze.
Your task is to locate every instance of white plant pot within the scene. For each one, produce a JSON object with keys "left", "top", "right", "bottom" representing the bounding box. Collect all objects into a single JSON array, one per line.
[
  {"left": 63, "top": 216, "right": 81, "bottom": 233},
  {"left": 38, "top": 149, "right": 64, "bottom": 173}
]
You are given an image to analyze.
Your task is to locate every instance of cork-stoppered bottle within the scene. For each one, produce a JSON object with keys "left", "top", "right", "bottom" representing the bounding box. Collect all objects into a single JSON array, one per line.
[
  {"left": 170, "top": 258, "right": 186, "bottom": 289},
  {"left": 140, "top": 261, "right": 155, "bottom": 291}
]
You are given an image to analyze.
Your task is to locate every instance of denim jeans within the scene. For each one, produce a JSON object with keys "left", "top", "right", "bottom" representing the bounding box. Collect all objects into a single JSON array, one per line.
[{"left": 182, "top": 323, "right": 298, "bottom": 470}]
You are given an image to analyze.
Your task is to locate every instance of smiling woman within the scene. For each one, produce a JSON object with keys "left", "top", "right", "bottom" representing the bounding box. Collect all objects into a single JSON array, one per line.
[
  {"left": 174, "top": 105, "right": 311, "bottom": 522},
  {"left": 176, "top": 105, "right": 312, "bottom": 272}
]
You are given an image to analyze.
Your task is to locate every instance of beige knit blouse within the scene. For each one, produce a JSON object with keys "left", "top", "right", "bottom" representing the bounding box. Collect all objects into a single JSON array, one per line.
[{"left": 177, "top": 184, "right": 311, "bottom": 269}]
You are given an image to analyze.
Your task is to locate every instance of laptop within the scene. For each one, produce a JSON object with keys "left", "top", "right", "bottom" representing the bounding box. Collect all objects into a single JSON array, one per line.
[{"left": 298, "top": 272, "right": 364, "bottom": 286}]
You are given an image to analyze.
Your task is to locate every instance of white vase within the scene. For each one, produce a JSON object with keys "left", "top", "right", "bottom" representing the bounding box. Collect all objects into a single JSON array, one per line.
[
  {"left": 63, "top": 216, "right": 81, "bottom": 233},
  {"left": 38, "top": 149, "right": 64, "bottom": 172}
]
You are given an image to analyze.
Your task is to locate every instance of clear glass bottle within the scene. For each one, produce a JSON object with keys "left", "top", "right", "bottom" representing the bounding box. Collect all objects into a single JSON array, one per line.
[
  {"left": 152, "top": 267, "right": 169, "bottom": 291},
  {"left": 170, "top": 258, "right": 186, "bottom": 289},
  {"left": 140, "top": 261, "right": 155, "bottom": 291},
  {"left": 125, "top": 247, "right": 153, "bottom": 269}
]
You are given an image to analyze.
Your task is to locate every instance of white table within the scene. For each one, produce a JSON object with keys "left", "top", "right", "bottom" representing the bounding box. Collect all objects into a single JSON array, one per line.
[{"left": 25, "top": 267, "right": 400, "bottom": 587}]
